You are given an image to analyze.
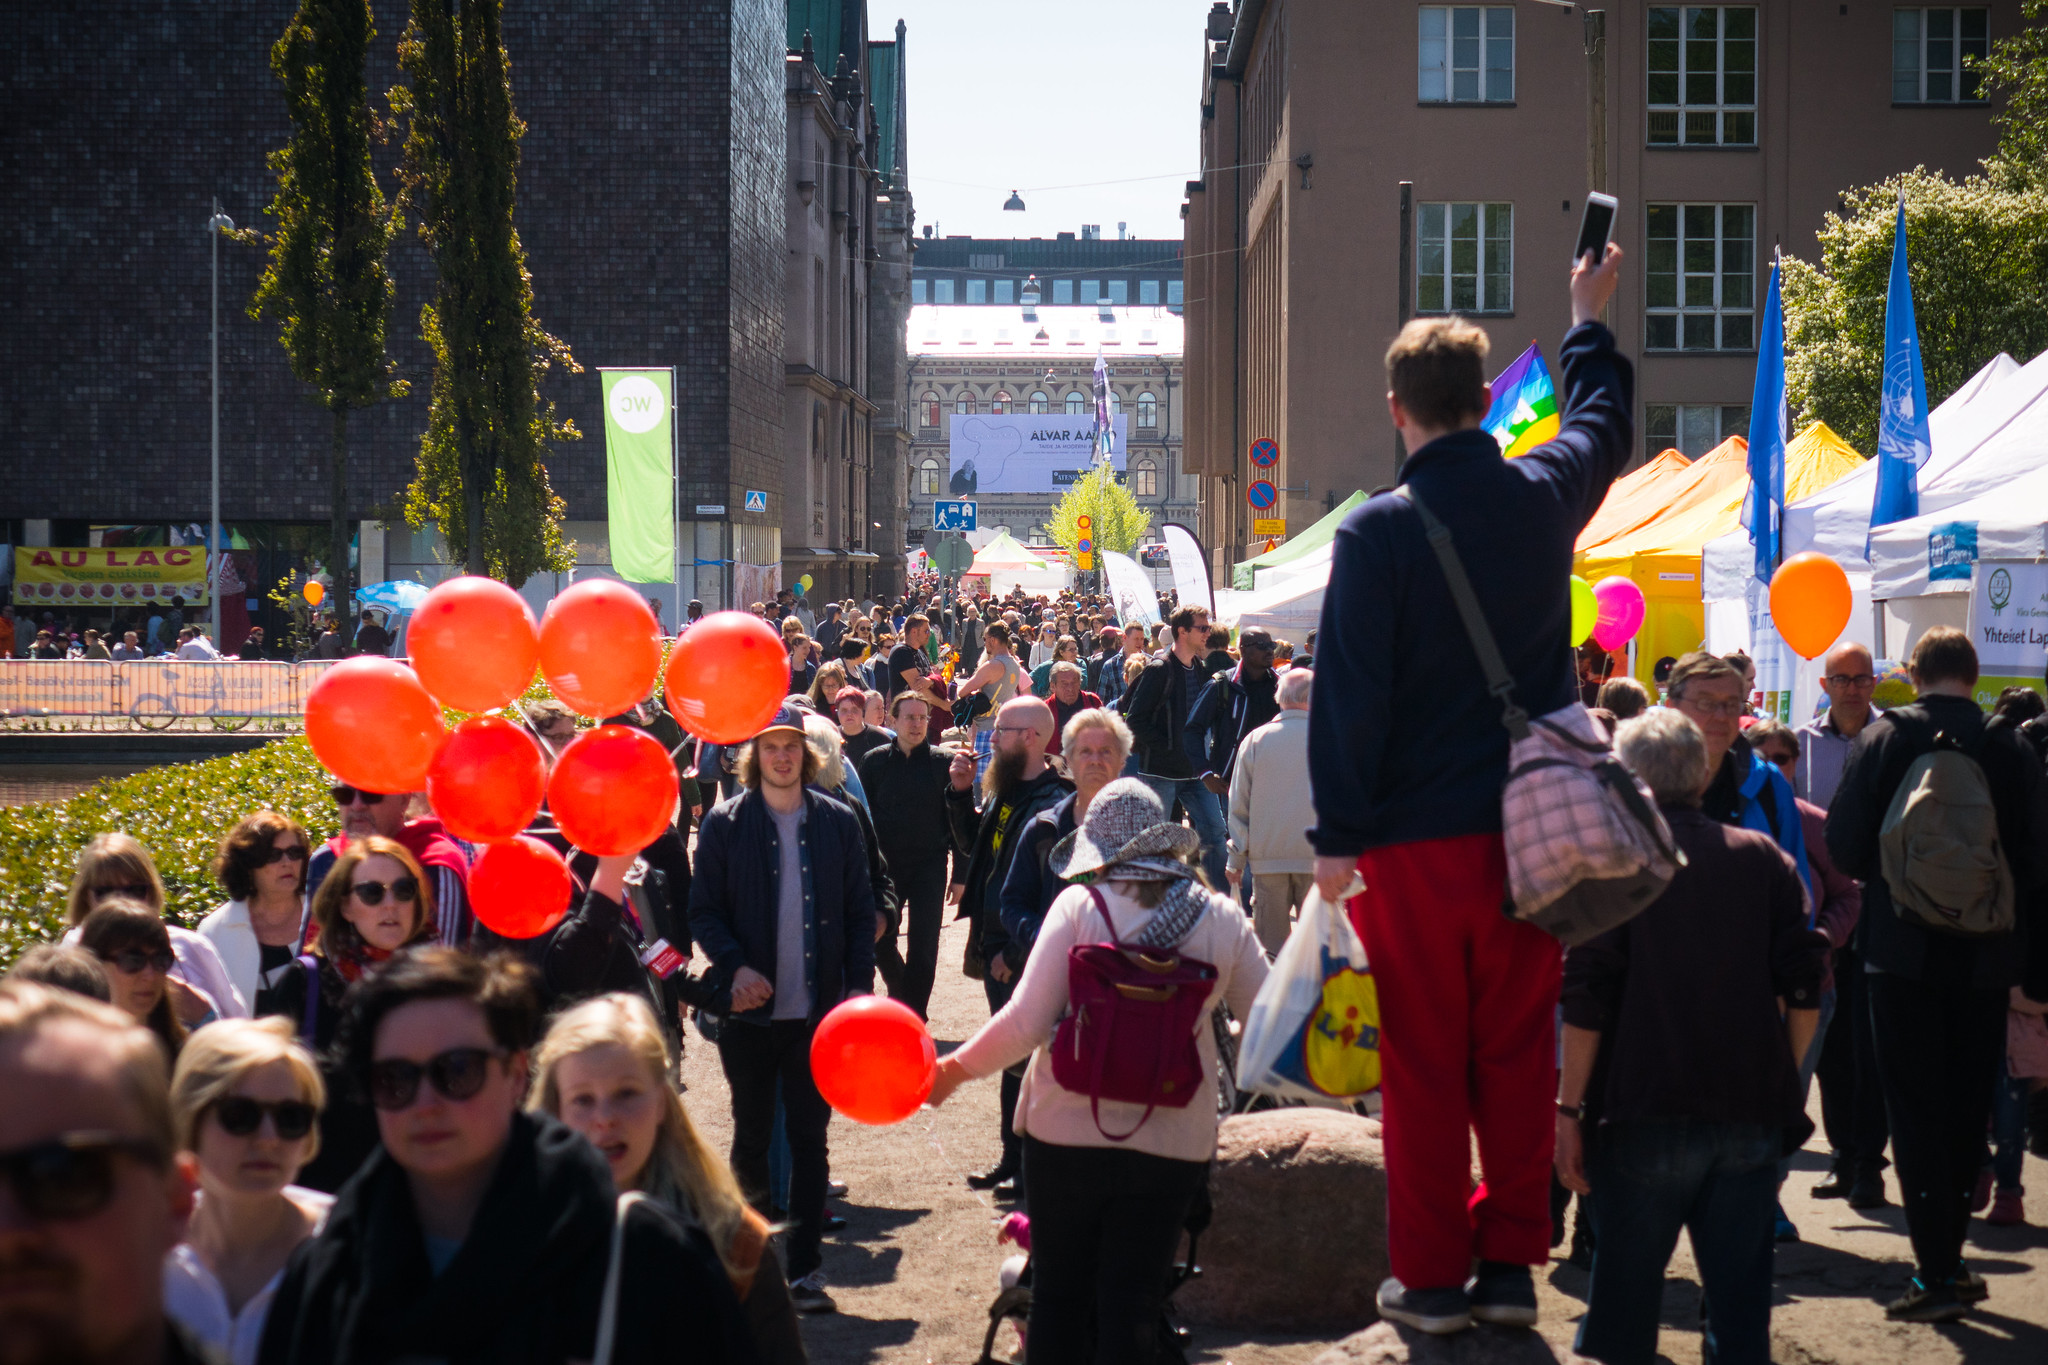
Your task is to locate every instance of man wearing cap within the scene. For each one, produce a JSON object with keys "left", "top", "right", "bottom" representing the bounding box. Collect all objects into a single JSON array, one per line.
[{"left": 689, "top": 703, "right": 878, "bottom": 1315}]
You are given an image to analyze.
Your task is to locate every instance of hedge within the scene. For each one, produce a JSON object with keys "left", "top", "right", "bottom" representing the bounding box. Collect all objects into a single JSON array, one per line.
[{"left": 0, "top": 738, "right": 339, "bottom": 970}]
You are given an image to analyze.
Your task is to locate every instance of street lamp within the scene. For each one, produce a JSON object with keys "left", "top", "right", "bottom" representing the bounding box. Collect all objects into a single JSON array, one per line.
[{"left": 207, "top": 201, "right": 234, "bottom": 649}]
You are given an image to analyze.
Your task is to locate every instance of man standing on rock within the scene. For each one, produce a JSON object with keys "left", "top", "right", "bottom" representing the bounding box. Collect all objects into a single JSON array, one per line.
[{"left": 1309, "top": 242, "right": 1629, "bottom": 1334}]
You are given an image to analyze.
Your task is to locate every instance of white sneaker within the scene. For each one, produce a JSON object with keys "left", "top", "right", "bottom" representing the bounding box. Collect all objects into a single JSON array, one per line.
[{"left": 789, "top": 1270, "right": 837, "bottom": 1314}]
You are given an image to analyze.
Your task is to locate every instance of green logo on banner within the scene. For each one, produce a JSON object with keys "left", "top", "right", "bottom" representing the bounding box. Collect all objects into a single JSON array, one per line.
[{"left": 1990, "top": 566, "right": 2013, "bottom": 612}]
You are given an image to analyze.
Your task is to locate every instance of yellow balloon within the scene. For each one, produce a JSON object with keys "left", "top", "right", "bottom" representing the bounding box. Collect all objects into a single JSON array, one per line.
[{"left": 1568, "top": 575, "right": 1595, "bottom": 645}]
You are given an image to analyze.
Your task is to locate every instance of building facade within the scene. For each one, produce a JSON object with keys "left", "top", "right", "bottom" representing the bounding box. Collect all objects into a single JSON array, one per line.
[
  {"left": 903, "top": 304, "right": 1193, "bottom": 548},
  {"left": 1183, "top": 0, "right": 2018, "bottom": 574},
  {"left": 912, "top": 232, "right": 1185, "bottom": 312}
]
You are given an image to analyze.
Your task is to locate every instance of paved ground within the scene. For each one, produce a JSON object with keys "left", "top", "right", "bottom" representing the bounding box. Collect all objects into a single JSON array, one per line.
[{"left": 680, "top": 913, "right": 2048, "bottom": 1364}]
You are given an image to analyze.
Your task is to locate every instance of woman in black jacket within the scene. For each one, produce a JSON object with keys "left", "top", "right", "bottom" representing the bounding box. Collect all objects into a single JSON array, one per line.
[{"left": 258, "top": 947, "right": 755, "bottom": 1365}]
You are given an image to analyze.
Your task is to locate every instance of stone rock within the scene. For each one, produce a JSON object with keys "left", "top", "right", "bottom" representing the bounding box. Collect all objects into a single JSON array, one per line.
[
  {"left": 1311, "top": 1322, "right": 1596, "bottom": 1365},
  {"left": 1176, "top": 1107, "right": 1389, "bottom": 1333}
]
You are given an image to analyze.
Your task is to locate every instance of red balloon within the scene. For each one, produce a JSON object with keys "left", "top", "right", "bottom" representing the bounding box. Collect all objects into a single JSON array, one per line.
[
  {"left": 410, "top": 577, "right": 539, "bottom": 712},
  {"left": 426, "top": 716, "right": 546, "bottom": 843},
  {"left": 809, "top": 996, "right": 937, "bottom": 1125},
  {"left": 304, "top": 657, "right": 445, "bottom": 795},
  {"left": 663, "top": 611, "right": 791, "bottom": 743},
  {"left": 547, "top": 725, "right": 679, "bottom": 856},
  {"left": 538, "top": 581, "right": 661, "bottom": 718},
  {"left": 469, "top": 836, "right": 574, "bottom": 939}
]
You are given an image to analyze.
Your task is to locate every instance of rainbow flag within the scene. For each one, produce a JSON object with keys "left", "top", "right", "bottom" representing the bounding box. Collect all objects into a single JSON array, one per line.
[{"left": 1483, "top": 342, "right": 1559, "bottom": 458}]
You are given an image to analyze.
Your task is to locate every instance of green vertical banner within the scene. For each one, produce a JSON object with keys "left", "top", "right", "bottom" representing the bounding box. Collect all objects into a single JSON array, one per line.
[{"left": 600, "top": 368, "right": 675, "bottom": 582}]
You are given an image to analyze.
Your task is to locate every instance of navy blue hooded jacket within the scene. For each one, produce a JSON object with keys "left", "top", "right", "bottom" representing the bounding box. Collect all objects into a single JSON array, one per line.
[{"left": 1307, "top": 321, "right": 1634, "bottom": 857}]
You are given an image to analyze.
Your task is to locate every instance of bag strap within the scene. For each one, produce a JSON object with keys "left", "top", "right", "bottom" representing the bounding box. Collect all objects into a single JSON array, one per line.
[
  {"left": 593, "top": 1190, "right": 649, "bottom": 1365},
  {"left": 296, "top": 956, "right": 320, "bottom": 1042},
  {"left": 1393, "top": 485, "right": 1531, "bottom": 743},
  {"left": 1085, "top": 885, "right": 1127, "bottom": 949}
]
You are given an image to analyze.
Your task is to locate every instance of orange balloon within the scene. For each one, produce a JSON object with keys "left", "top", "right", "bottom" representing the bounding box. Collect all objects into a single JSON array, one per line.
[
  {"left": 304, "top": 657, "right": 445, "bottom": 794},
  {"left": 538, "top": 580, "right": 662, "bottom": 718},
  {"left": 663, "top": 611, "right": 791, "bottom": 742},
  {"left": 303, "top": 580, "right": 325, "bottom": 606},
  {"left": 809, "top": 996, "right": 937, "bottom": 1125},
  {"left": 469, "top": 836, "right": 573, "bottom": 939},
  {"left": 1769, "top": 552, "right": 1854, "bottom": 660},
  {"left": 547, "top": 725, "right": 679, "bottom": 856},
  {"left": 410, "top": 577, "right": 539, "bottom": 712},
  {"left": 426, "top": 716, "right": 546, "bottom": 843}
]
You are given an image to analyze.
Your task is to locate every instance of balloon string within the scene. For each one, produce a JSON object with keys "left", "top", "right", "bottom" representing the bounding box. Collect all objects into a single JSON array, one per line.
[
  {"left": 920, "top": 1110, "right": 998, "bottom": 1217},
  {"left": 501, "top": 697, "right": 589, "bottom": 870}
]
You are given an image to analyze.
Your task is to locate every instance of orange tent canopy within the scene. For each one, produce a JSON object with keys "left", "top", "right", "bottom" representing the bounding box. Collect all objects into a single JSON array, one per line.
[
  {"left": 1574, "top": 449, "right": 1693, "bottom": 551},
  {"left": 1575, "top": 437, "right": 1749, "bottom": 556}
]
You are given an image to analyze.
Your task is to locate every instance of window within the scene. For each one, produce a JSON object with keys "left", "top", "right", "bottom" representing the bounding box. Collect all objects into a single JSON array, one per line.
[
  {"left": 1167, "top": 281, "right": 1184, "bottom": 309},
  {"left": 920, "top": 392, "right": 940, "bottom": 430},
  {"left": 955, "top": 395, "right": 976, "bottom": 415},
  {"left": 916, "top": 460, "right": 942, "bottom": 495},
  {"left": 995, "top": 278, "right": 1016, "bottom": 303},
  {"left": 912, "top": 278, "right": 928, "bottom": 303},
  {"left": 1644, "top": 403, "right": 1751, "bottom": 458},
  {"left": 1080, "top": 280, "right": 1100, "bottom": 303},
  {"left": 1140, "top": 279, "right": 1161, "bottom": 305},
  {"left": 1645, "top": 203, "right": 1755, "bottom": 350},
  {"left": 1053, "top": 279, "right": 1074, "bottom": 304},
  {"left": 1895, "top": 8, "right": 1988, "bottom": 102},
  {"left": 1108, "top": 280, "right": 1129, "bottom": 304},
  {"left": 1419, "top": 6, "right": 1514, "bottom": 102},
  {"left": 1416, "top": 202, "right": 1513, "bottom": 313},
  {"left": 966, "top": 278, "right": 987, "bottom": 303},
  {"left": 1066, "top": 392, "right": 1088, "bottom": 415},
  {"left": 992, "top": 391, "right": 1011, "bottom": 414},
  {"left": 1648, "top": 7, "right": 1756, "bottom": 145},
  {"left": 1134, "top": 461, "right": 1159, "bottom": 497},
  {"left": 1109, "top": 392, "right": 1123, "bottom": 416},
  {"left": 933, "top": 278, "right": 956, "bottom": 303},
  {"left": 1029, "top": 391, "right": 1049, "bottom": 413},
  {"left": 1137, "top": 392, "right": 1158, "bottom": 429}
]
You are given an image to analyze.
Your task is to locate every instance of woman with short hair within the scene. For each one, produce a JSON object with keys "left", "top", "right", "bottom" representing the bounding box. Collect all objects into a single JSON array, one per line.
[
  {"left": 165, "top": 1017, "right": 332, "bottom": 1365},
  {"left": 78, "top": 899, "right": 187, "bottom": 1059},
  {"left": 66, "top": 831, "right": 245, "bottom": 1022},
  {"left": 199, "top": 812, "right": 312, "bottom": 1020}
]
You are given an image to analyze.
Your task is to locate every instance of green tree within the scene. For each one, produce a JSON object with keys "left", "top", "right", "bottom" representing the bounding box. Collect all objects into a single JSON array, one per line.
[
  {"left": 1047, "top": 464, "right": 1151, "bottom": 561},
  {"left": 392, "top": 0, "right": 578, "bottom": 585},
  {"left": 1780, "top": 167, "right": 2048, "bottom": 455},
  {"left": 1981, "top": 1, "right": 2048, "bottom": 183},
  {"left": 246, "top": 0, "right": 405, "bottom": 645}
]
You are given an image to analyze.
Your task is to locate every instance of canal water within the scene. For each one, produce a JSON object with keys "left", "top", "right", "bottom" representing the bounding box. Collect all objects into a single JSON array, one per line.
[{"left": 0, "top": 765, "right": 151, "bottom": 809}]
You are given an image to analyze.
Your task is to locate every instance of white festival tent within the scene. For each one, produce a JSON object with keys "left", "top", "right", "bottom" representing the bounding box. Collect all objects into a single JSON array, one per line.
[
  {"left": 1212, "top": 542, "right": 1333, "bottom": 644},
  {"left": 1869, "top": 459, "right": 2048, "bottom": 600}
]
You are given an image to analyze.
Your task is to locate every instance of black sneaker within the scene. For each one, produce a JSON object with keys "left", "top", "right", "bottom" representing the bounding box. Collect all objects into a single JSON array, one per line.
[
  {"left": 1811, "top": 1168, "right": 1852, "bottom": 1199},
  {"left": 1955, "top": 1266, "right": 1989, "bottom": 1304},
  {"left": 1376, "top": 1277, "right": 1472, "bottom": 1335},
  {"left": 1885, "top": 1277, "right": 1966, "bottom": 1323},
  {"left": 789, "top": 1271, "right": 837, "bottom": 1315},
  {"left": 1846, "top": 1173, "right": 1889, "bottom": 1209},
  {"left": 1466, "top": 1261, "right": 1538, "bottom": 1328}
]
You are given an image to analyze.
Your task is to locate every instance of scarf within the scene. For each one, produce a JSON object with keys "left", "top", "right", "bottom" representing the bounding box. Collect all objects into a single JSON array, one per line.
[{"left": 1098, "top": 856, "right": 1210, "bottom": 951}]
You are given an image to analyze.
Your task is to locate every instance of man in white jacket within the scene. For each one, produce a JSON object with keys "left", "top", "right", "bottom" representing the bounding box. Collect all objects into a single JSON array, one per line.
[{"left": 1226, "top": 667, "right": 1317, "bottom": 954}]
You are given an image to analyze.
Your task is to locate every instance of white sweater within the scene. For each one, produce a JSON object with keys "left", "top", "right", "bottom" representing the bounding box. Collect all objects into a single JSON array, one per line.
[
  {"left": 953, "top": 880, "right": 1269, "bottom": 1162},
  {"left": 1225, "top": 709, "right": 1317, "bottom": 877}
]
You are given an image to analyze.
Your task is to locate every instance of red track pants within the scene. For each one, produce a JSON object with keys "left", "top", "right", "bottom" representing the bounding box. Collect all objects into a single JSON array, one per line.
[{"left": 1348, "top": 833, "right": 1561, "bottom": 1289}]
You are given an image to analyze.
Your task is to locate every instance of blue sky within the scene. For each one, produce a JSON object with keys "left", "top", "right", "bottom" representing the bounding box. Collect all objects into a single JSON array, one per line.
[{"left": 882, "top": 0, "right": 1219, "bottom": 241}]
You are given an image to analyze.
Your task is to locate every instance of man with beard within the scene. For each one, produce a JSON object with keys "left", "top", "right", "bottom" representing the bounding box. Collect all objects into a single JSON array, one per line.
[
  {"left": 0, "top": 979, "right": 207, "bottom": 1365},
  {"left": 945, "top": 696, "right": 1071, "bottom": 1197}
]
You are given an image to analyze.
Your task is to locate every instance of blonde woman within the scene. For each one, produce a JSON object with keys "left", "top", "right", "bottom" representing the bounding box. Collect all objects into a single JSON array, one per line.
[
  {"left": 531, "top": 993, "right": 806, "bottom": 1365},
  {"left": 164, "top": 1017, "right": 332, "bottom": 1365},
  {"left": 806, "top": 657, "right": 850, "bottom": 713},
  {"left": 65, "top": 831, "right": 246, "bottom": 1022}
]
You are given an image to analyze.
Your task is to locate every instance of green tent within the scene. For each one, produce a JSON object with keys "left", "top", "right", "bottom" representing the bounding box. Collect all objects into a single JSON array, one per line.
[{"left": 1231, "top": 491, "right": 1368, "bottom": 589}]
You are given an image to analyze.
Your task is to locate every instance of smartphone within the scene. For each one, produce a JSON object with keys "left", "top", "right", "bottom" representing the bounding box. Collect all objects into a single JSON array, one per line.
[{"left": 1574, "top": 192, "right": 1618, "bottom": 267}]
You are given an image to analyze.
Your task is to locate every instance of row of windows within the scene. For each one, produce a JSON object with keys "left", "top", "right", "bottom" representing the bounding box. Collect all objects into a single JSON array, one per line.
[
  {"left": 913, "top": 277, "right": 1186, "bottom": 306},
  {"left": 918, "top": 391, "right": 1161, "bottom": 427},
  {"left": 1645, "top": 403, "right": 1752, "bottom": 458},
  {"left": 1414, "top": 199, "right": 1754, "bottom": 352},
  {"left": 914, "top": 459, "right": 1163, "bottom": 497},
  {"left": 1420, "top": 5, "right": 1986, "bottom": 125}
]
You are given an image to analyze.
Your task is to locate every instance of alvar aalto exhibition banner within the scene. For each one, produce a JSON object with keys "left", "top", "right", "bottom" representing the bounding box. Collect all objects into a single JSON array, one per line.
[
  {"left": 601, "top": 368, "right": 676, "bottom": 584},
  {"left": 945, "top": 413, "right": 1129, "bottom": 495}
]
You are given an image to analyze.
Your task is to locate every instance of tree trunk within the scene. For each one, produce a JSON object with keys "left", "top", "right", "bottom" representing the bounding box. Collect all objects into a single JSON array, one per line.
[
  {"left": 331, "top": 403, "right": 355, "bottom": 650},
  {"left": 460, "top": 407, "right": 486, "bottom": 575}
]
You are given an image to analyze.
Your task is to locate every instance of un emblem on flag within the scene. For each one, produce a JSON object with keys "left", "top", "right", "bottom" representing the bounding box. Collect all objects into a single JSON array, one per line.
[{"left": 608, "top": 375, "right": 664, "bottom": 434}]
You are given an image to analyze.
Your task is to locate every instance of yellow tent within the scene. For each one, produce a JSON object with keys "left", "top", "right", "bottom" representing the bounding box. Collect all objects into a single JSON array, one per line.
[
  {"left": 1577, "top": 438, "right": 1750, "bottom": 555},
  {"left": 1576, "top": 423, "right": 1866, "bottom": 684},
  {"left": 1576, "top": 448, "right": 1707, "bottom": 552}
]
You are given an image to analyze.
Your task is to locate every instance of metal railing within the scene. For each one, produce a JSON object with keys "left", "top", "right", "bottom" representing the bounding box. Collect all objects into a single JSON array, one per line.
[{"left": 0, "top": 660, "right": 347, "bottom": 730}]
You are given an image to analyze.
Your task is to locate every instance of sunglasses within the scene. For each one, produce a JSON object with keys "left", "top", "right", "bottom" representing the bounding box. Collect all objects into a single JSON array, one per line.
[
  {"left": 349, "top": 877, "right": 418, "bottom": 907},
  {"left": 257, "top": 844, "right": 309, "bottom": 866},
  {"left": 0, "top": 1132, "right": 165, "bottom": 1222},
  {"left": 212, "top": 1097, "right": 318, "bottom": 1140},
  {"left": 99, "top": 947, "right": 175, "bottom": 975},
  {"left": 330, "top": 786, "right": 388, "bottom": 807},
  {"left": 367, "top": 1047, "right": 505, "bottom": 1111},
  {"left": 92, "top": 883, "right": 154, "bottom": 903}
]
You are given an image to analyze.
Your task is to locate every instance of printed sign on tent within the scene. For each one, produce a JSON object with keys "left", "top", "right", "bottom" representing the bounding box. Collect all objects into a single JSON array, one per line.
[{"left": 1968, "top": 559, "right": 2048, "bottom": 707}]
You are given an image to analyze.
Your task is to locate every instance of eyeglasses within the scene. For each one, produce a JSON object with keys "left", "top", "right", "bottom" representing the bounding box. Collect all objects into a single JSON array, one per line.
[
  {"left": 257, "top": 844, "right": 309, "bottom": 866},
  {"left": 92, "top": 883, "right": 154, "bottom": 903},
  {"left": 98, "top": 947, "right": 175, "bottom": 975},
  {"left": 1759, "top": 749, "right": 1799, "bottom": 768},
  {"left": 367, "top": 1047, "right": 505, "bottom": 1111},
  {"left": 1825, "top": 673, "right": 1877, "bottom": 688},
  {"left": 994, "top": 725, "right": 1037, "bottom": 737},
  {"left": 212, "top": 1097, "right": 318, "bottom": 1140},
  {"left": 330, "top": 786, "right": 388, "bottom": 807},
  {"left": 0, "top": 1132, "right": 166, "bottom": 1221},
  {"left": 1677, "top": 698, "right": 1749, "bottom": 718},
  {"left": 349, "top": 876, "right": 418, "bottom": 907}
]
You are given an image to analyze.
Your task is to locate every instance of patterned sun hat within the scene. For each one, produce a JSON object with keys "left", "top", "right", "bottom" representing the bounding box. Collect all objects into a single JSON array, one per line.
[{"left": 1049, "top": 777, "right": 1201, "bottom": 883}]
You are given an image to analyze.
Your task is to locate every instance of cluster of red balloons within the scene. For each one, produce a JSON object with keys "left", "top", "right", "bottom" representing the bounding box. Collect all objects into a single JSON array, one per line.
[
  {"left": 811, "top": 996, "right": 937, "bottom": 1125},
  {"left": 304, "top": 578, "right": 793, "bottom": 941}
]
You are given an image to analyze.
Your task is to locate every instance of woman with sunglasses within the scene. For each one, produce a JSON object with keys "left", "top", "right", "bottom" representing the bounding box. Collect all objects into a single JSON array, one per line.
[
  {"left": 78, "top": 899, "right": 187, "bottom": 1059},
  {"left": 65, "top": 831, "right": 247, "bottom": 1022},
  {"left": 259, "top": 948, "right": 752, "bottom": 1365},
  {"left": 164, "top": 1017, "right": 331, "bottom": 1365},
  {"left": 199, "top": 813, "right": 313, "bottom": 1022},
  {"left": 274, "top": 836, "right": 437, "bottom": 1192}
]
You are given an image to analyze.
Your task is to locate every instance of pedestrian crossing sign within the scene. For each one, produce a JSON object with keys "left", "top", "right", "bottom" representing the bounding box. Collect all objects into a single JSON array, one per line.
[{"left": 744, "top": 489, "right": 768, "bottom": 513}]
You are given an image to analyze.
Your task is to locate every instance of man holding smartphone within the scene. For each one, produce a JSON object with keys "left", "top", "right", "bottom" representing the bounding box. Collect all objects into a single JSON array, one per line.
[{"left": 1309, "top": 238, "right": 1629, "bottom": 1334}]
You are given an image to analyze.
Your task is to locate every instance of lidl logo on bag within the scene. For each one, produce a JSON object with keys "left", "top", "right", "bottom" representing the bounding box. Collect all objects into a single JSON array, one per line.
[{"left": 1303, "top": 964, "right": 1380, "bottom": 1097}]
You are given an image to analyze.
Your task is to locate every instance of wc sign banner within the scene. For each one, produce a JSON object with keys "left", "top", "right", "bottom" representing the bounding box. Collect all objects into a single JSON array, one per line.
[{"left": 601, "top": 368, "right": 676, "bottom": 584}]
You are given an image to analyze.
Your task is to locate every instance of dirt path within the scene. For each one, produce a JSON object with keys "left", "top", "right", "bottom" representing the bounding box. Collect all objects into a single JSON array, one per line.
[{"left": 679, "top": 913, "right": 2048, "bottom": 1364}]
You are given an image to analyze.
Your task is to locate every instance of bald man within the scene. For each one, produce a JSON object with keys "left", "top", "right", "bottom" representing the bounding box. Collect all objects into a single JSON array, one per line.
[{"left": 944, "top": 695, "right": 1072, "bottom": 1194}]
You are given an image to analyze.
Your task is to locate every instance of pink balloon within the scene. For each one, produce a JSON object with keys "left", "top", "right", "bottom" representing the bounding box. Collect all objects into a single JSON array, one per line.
[{"left": 1590, "top": 576, "right": 1646, "bottom": 652}]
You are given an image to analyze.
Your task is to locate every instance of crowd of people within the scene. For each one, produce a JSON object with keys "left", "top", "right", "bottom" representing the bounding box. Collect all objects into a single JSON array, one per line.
[
  {"left": 0, "top": 597, "right": 407, "bottom": 663},
  {"left": 6, "top": 241, "right": 2048, "bottom": 1365}
]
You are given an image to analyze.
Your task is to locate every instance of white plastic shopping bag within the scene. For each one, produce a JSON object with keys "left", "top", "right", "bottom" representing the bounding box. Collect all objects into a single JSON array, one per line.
[{"left": 1234, "top": 883, "right": 1381, "bottom": 1102}]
